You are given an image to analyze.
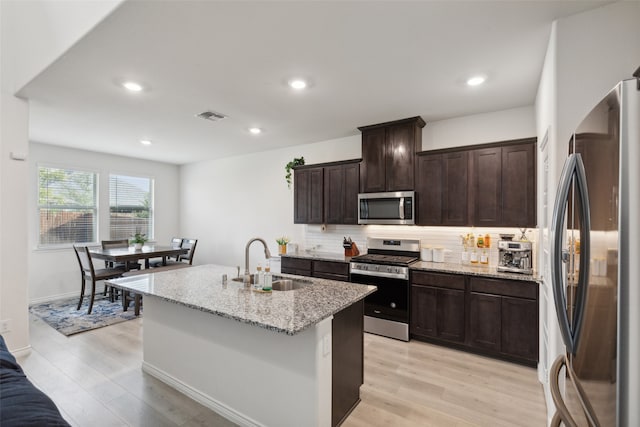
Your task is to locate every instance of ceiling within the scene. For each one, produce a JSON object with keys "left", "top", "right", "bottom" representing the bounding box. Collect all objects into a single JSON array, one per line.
[{"left": 19, "top": 0, "right": 610, "bottom": 165}]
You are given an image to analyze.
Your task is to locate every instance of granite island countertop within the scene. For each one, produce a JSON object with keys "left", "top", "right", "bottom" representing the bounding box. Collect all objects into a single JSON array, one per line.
[{"left": 106, "top": 264, "right": 376, "bottom": 335}]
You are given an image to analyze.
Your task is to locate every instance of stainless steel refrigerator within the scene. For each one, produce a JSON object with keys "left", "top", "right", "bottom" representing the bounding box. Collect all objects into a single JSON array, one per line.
[{"left": 550, "top": 78, "right": 639, "bottom": 426}]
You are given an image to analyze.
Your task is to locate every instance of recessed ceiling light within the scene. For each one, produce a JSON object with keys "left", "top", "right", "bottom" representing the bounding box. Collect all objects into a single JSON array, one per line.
[
  {"left": 289, "top": 79, "right": 307, "bottom": 90},
  {"left": 123, "top": 81, "right": 144, "bottom": 92},
  {"left": 466, "top": 76, "right": 486, "bottom": 86},
  {"left": 249, "top": 127, "right": 262, "bottom": 135},
  {"left": 140, "top": 139, "right": 152, "bottom": 146}
]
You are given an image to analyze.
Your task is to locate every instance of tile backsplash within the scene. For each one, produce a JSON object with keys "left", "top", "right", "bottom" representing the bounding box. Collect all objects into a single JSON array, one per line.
[{"left": 296, "top": 224, "right": 539, "bottom": 268}]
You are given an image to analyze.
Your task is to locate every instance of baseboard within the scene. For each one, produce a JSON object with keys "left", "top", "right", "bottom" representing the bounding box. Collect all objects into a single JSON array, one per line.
[
  {"left": 141, "top": 361, "right": 264, "bottom": 427},
  {"left": 10, "top": 345, "right": 32, "bottom": 358},
  {"left": 29, "top": 291, "right": 81, "bottom": 305}
]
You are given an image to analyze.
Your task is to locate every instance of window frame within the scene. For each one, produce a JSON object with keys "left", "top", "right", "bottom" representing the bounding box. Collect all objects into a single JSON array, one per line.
[{"left": 36, "top": 164, "right": 100, "bottom": 249}]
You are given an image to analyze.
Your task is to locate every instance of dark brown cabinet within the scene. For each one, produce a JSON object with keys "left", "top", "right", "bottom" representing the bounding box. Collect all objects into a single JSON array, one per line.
[
  {"left": 324, "top": 161, "right": 360, "bottom": 225},
  {"left": 294, "top": 167, "right": 323, "bottom": 224},
  {"left": 411, "top": 271, "right": 539, "bottom": 366},
  {"left": 416, "top": 138, "right": 535, "bottom": 227},
  {"left": 294, "top": 160, "right": 360, "bottom": 225},
  {"left": 416, "top": 150, "right": 469, "bottom": 226},
  {"left": 359, "top": 117, "right": 425, "bottom": 193},
  {"left": 281, "top": 257, "right": 349, "bottom": 282},
  {"left": 410, "top": 271, "right": 465, "bottom": 343},
  {"left": 332, "top": 300, "right": 364, "bottom": 426},
  {"left": 467, "top": 276, "right": 538, "bottom": 365}
]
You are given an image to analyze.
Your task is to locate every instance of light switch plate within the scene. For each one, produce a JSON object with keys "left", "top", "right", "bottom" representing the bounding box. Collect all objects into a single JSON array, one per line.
[
  {"left": 322, "top": 334, "right": 331, "bottom": 356},
  {"left": 0, "top": 319, "right": 11, "bottom": 333}
]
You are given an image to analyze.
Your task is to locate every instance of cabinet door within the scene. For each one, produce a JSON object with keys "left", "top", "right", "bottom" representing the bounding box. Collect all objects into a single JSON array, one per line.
[
  {"left": 436, "top": 288, "right": 465, "bottom": 343},
  {"left": 442, "top": 151, "right": 468, "bottom": 225},
  {"left": 501, "top": 297, "right": 538, "bottom": 361},
  {"left": 415, "top": 153, "right": 443, "bottom": 225},
  {"left": 411, "top": 285, "right": 437, "bottom": 338},
  {"left": 324, "top": 165, "right": 345, "bottom": 224},
  {"left": 386, "top": 122, "right": 415, "bottom": 191},
  {"left": 308, "top": 168, "right": 324, "bottom": 224},
  {"left": 294, "top": 167, "right": 323, "bottom": 224},
  {"left": 473, "top": 147, "right": 502, "bottom": 226},
  {"left": 293, "top": 169, "right": 310, "bottom": 224},
  {"left": 502, "top": 142, "right": 536, "bottom": 227},
  {"left": 468, "top": 292, "right": 501, "bottom": 352},
  {"left": 342, "top": 162, "right": 360, "bottom": 224},
  {"left": 360, "top": 128, "right": 387, "bottom": 193}
]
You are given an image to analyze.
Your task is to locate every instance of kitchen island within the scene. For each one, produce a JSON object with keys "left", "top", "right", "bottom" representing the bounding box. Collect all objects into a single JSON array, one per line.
[{"left": 107, "top": 264, "right": 375, "bottom": 427}]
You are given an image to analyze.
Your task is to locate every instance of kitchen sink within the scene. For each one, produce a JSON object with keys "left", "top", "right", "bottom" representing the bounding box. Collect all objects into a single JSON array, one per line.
[{"left": 231, "top": 274, "right": 312, "bottom": 291}]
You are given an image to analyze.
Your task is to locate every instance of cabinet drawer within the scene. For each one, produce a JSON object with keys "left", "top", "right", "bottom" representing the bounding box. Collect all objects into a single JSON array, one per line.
[
  {"left": 313, "top": 260, "right": 349, "bottom": 276},
  {"left": 281, "top": 257, "right": 312, "bottom": 275},
  {"left": 469, "top": 277, "right": 537, "bottom": 299},
  {"left": 411, "top": 271, "right": 465, "bottom": 290},
  {"left": 314, "top": 271, "right": 349, "bottom": 282}
]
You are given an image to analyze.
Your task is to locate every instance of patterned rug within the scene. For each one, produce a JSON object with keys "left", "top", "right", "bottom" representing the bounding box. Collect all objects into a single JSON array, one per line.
[{"left": 29, "top": 295, "right": 141, "bottom": 336}]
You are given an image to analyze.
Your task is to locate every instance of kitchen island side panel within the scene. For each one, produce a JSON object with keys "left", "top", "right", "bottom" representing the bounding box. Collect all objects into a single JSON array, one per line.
[{"left": 142, "top": 295, "right": 332, "bottom": 427}]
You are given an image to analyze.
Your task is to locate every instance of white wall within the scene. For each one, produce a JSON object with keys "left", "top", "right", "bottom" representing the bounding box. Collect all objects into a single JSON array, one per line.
[
  {"left": 535, "top": 2, "right": 640, "bottom": 424},
  {"left": 28, "top": 143, "right": 180, "bottom": 303},
  {"left": 180, "top": 107, "right": 535, "bottom": 273},
  {"left": 423, "top": 105, "right": 536, "bottom": 150},
  {"left": 0, "top": 0, "right": 121, "bottom": 352}
]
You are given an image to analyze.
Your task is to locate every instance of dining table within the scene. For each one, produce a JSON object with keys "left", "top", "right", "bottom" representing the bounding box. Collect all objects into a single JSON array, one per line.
[{"left": 90, "top": 245, "right": 189, "bottom": 270}]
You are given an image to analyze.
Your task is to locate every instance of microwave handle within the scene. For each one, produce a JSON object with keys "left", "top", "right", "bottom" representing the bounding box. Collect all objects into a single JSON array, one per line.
[{"left": 399, "top": 197, "right": 405, "bottom": 220}]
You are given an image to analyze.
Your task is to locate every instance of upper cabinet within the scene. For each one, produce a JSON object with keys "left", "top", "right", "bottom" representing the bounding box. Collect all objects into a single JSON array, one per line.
[
  {"left": 294, "top": 166, "right": 324, "bottom": 224},
  {"left": 294, "top": 160, "right": 360, "bottom": 225},
  {"left": 324, "top": 161, "right": 360, "bottom": 224},
  {"left": 416, "top": 138, "right": 536, "bottom": 227},
  {"left": 358, "top": 117, "right": 426, "bottom": 193}
]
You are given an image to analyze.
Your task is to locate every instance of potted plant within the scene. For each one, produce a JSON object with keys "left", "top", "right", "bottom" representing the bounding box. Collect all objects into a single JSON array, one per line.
[
  {"left": 130, "top": 233, "right": 148, "bottom": 250},
  {"left": 275, "top": 236, "right": 290, "bottom": 255},
  {"left": 285, "top": 157, "right": 305, "bottom": 189}
]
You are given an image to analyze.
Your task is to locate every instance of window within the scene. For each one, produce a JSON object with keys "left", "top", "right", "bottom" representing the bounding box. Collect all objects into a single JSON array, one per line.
[
  {"left": 38, "top": 166, "right": 97, "bottom": 246},
  {"left": 109, "top": 174, "right": 154, "bottom": 240}
]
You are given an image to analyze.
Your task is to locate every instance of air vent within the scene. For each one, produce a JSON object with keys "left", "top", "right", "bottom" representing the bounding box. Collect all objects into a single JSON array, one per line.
[{"left": 196, "top": 110, "right": 227, "bottom": 121}]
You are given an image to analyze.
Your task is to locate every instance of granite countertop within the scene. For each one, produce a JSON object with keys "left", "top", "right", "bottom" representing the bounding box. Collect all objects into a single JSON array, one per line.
[
  {"left": 410, "top": 261, "right": 540, "bottom": 282},
  {"left": 106, "top": 264, "right": 376, "bottom": 336},
  {"left": 282, "top": 251, "right": 352, "bottom": 263}
]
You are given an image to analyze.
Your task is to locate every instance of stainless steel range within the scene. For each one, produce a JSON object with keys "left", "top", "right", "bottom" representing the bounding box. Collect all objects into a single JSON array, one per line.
[{"left": 350, "top": 237, "right": 420, "bottom": 341}]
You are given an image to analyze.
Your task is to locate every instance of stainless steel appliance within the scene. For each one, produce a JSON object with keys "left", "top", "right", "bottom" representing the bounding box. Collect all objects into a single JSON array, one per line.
[
  {"left": 357, "top": 191, "right": 415, "bottom": 225},
  {"left": 549, "top": 78, "right": 639, "bottom": 426},
  {"left": 350, "top": 238, "right": 420, "bottom": 341},
  {"left": 497, "top": 240, "right": 533, "bottom": 274}
]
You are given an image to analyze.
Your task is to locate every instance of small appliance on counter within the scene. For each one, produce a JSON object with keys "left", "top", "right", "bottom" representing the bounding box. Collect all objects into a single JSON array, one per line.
[{"left": 497, "top": 240, "right": 533, "bottom": 274}]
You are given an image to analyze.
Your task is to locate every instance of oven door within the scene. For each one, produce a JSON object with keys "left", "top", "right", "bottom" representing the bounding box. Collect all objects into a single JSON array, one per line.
[{"left": 351, "top": 273, "right": 409, "bottom": 324}]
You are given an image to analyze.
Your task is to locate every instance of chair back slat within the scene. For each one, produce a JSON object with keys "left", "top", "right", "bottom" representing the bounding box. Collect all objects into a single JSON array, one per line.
[
  {"left": 73, "top": 245, "right": 95, "bottom": 275},
  {"left": 179, "top": 238, "right": 198, "bottom": 264},
  {"left": 102, "top": 239, "right": 129, "bottom": 250},
  {"left": 170, "top": 237, "right": 183, "bottom": 249}
]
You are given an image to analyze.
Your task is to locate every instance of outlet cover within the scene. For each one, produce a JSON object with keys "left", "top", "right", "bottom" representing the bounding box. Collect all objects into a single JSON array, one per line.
[{"left": 0, "top": 319, "right": 11, "bottom": 333}]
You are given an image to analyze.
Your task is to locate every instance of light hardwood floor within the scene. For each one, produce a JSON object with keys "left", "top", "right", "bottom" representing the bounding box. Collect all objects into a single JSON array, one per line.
[{"left": 18, "top": 314, "right": 546, "bottom": 426}]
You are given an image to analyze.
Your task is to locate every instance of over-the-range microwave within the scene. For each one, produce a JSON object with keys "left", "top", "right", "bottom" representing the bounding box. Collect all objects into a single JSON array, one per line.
[{"left": 358, "top": 191, "right": 415, "bottom": 225}]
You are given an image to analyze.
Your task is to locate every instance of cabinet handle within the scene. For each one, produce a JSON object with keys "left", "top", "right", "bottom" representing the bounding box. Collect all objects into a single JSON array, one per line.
[{"left": 373, "top": 310, "right": 381, "bottom": 314}]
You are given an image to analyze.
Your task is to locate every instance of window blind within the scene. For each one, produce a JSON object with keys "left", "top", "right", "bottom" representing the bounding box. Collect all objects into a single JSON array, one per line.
[
  {"left": 38, "top": 166, "right": 97, "bottom": 245},
  {"left": 109, "top": 174, "right": 154, "bottom": 240}
]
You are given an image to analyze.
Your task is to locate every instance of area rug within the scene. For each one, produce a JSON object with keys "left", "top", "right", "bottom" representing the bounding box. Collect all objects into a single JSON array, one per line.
[{"left": 29, "top": 296, "right": 141, "bottom": 336}]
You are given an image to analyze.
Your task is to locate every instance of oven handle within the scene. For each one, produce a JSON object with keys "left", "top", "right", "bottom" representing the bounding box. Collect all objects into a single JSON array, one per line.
[{"left": 350, "top": 270, "right": 409, "bottom": 280}]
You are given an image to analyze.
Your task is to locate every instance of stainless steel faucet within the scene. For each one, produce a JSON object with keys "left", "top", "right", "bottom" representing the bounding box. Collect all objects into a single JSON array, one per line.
[{"left": 245, "top": 237, "right": 272, "bottom": 276}]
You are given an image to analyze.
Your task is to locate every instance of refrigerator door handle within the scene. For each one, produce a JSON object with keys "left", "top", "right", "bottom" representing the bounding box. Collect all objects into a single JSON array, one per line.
[{"left": 551, "top": 153, "right": 591, "bottom": 355}]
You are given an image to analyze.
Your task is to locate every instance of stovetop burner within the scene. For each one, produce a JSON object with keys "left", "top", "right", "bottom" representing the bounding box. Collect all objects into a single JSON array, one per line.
[{"left": 351, "top": 253, "right": 419, "bottom": 266}]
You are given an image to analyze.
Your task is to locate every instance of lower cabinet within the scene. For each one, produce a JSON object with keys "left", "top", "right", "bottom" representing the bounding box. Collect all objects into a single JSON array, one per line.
[
  {"left": 281, "top": 257, "right": 349, "bottom": 282},
  {"left": 411, "top": 271, "right": 539, "bottom": 366},
  {"left": 410, "top": 272, "right": 465, "bottom": 344}
]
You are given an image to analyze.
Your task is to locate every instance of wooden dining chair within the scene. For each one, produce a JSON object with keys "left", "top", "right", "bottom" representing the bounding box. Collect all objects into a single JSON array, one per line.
[
  {"left": 73, "top": 245, "right": 126, "bottom": 314},
  {"left": 149, "top": 237, "right": 183, "bottom": 267}
]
